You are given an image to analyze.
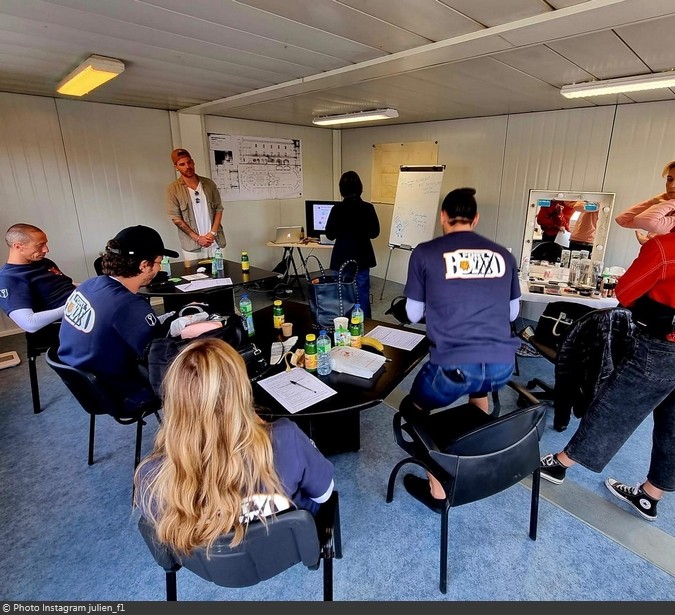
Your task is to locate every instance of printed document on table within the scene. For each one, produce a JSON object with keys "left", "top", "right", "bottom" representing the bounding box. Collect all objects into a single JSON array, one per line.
[
  {"left": 366, "top": 325, "right": 425, "bottom": 351},
  {"left": 256, "top": 368, "right": 336, "bottom": 414},
  {"left": 176, "top": 278, "right": 233, "bottom": 292}
]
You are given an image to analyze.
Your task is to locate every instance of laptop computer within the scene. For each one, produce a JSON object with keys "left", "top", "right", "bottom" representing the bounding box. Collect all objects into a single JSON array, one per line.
[{"left": 273, "top": 226, "right": 304, "bottom": 244}]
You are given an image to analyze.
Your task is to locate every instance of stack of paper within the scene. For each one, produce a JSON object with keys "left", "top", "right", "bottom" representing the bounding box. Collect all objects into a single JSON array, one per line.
[{"left": 330, "top": 346, "right": 387, "bottom": 379}]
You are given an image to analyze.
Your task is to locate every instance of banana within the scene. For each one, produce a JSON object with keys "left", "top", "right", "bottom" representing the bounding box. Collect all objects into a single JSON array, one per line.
[{"left": 361, "top": 336, "right": 384, "bottom": 352}]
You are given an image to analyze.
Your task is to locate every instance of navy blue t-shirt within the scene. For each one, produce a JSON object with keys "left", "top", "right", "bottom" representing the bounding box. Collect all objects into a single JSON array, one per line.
[
  {"left": 405, "top": 231, "right": 520, "bottom": 365},
  {"left": 0, "top": 258, "right": 75, "bottom": 316},
  {"left": 137, "top": 418, "right": 334, "bottom": 518},
  {"left": 58, "top": 276, "right": 159, "bottom": 381}
]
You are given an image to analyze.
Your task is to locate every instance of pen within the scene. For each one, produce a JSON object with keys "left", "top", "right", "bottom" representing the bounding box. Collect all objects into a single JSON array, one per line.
[{"left": 289, "top": 380, "right": 317, "bottom": 394}]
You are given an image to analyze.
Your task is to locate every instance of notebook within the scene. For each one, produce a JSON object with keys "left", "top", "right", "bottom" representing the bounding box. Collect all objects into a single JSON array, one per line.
[{"left": 273, "top": 226, "right": 304, "bottom": 244}]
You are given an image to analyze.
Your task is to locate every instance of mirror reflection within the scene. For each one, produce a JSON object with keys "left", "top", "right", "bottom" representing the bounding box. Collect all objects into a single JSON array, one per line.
[{"left": 521, "top": 190, "right": 615, "bottom": 277}]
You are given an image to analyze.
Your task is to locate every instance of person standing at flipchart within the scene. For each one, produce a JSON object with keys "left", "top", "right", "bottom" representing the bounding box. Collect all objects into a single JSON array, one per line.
[
  {"left": 398, "top": 187, "right": 521, "bottom": 513},
  {"left": 324, "top": 170, "right": 380, "bottom": 318}
]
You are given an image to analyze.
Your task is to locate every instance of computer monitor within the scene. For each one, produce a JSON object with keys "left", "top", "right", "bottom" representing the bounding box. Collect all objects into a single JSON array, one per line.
[{"left": 305, "top": 199, "right": 340, "bottom": 238}]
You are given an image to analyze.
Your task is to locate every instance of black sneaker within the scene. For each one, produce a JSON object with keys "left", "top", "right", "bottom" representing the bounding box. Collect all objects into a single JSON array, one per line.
[
  {"left": 605, "top": 478, "right": 658, "bottom": 521},
  {"left": 540, "top": 453, "right": 567, "bottom": 484},
  {"left": 403, "top": 474, "right": 446, "bottom": 514}
]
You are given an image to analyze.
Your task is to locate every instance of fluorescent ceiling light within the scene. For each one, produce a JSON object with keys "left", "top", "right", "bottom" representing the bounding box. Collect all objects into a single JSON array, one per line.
[
  {"left": 561, "top": 71, "right": 675, "bottom": 99},
  {"left": 56, "top": 55, "right": 125, "bottom": 96},
  {"left": 312, "top": 108, "right": 398, "bottom": 126}
]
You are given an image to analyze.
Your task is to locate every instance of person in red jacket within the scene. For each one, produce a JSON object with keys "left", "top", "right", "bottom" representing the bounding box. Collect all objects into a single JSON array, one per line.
[
  {"left": 536, "top": 199, "right": 575, "bottom": 241},
  {"left": 538, "top": 232, "right": 675, "bottom": 521}
]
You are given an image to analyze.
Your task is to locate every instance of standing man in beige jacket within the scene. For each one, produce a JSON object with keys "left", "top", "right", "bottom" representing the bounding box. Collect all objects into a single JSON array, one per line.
[{"left": 166, "top": 148, "right": 226, "bottom": 261}]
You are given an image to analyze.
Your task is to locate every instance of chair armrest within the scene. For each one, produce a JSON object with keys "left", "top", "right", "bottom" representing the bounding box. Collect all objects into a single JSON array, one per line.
[{"left": 505, "top": 380, "right": 541, "bottom": 406}]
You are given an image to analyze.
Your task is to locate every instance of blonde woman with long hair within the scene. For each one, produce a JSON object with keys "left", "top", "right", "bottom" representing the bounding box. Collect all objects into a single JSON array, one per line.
[{"left": 134, "top": 337, "right": 334, "bottom": 555}]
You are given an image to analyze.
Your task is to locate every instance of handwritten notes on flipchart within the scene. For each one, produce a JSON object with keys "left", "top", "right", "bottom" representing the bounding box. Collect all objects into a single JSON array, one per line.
[{"left": 388, "top": 166, "right": 445, "bottom": 249}]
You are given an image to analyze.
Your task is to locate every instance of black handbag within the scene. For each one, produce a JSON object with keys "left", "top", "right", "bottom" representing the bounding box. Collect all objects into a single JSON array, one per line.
[
  {"left": 533, "top": 301, "right": 594, "bottom": 350},
  {"left": 304, "top": 256, "right": 359, "bottom": 331},
  {"left": 144, "top": 312, "right": 269, "bottom": 396}
]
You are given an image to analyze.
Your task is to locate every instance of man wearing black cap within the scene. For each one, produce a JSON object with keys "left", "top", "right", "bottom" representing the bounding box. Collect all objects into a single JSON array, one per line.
[
  {"left": 166, "top": 148, "right": 226, "bottom": 261},
  {"left": 58, "top": 225, "right": 179, "bottom": 413}
]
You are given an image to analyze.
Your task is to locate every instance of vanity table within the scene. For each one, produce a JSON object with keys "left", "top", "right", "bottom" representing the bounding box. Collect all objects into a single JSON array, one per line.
[{"left": 519, "top": 279, "right": 618, "bottom": 321}]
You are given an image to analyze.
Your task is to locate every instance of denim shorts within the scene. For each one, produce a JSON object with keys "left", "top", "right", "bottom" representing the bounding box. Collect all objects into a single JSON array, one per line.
[{"left": 410, "top": 361, "right": 514, "bottom": 411}]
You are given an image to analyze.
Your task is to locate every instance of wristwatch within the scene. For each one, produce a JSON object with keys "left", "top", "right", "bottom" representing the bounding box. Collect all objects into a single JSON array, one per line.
[{"left": 208, "top": 231, "right": 217, "bottom": 237}]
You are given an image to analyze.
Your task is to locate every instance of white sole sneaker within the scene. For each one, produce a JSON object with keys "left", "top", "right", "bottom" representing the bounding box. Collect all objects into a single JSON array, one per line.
[{"left": 604, "top": 478, "right": 657, "bottom": 522}]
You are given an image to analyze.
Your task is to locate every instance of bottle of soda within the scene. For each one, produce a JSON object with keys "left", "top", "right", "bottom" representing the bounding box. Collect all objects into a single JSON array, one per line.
[
  {"left": 304, "top": 334, "right": 317, "bottom": 373},
  {"left": 351, "top": 303, "right": 365, "bottom": 336},
  {"left": 241, "top": 251, "right": 250, "bottom": 272},
  {"left": 316, "top": 330, "right": 332, "bottom": 376},
  {"left": 239, "top": 293, "right": 255, "bottom": 337},
  {"left": 273, "top": 300, "right": 285, "bottom": 330},
  {"left": 349, "top": 319, "right": 362, "bottom": 348}
]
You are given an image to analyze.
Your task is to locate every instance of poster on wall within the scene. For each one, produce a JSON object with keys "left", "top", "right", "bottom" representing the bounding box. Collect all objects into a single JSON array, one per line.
[
  {"left": 371, "top": 141, "right": 438, "bottom": 204},
  {"left": 208, "top": 133, "right": 303, "bottom": 201}
]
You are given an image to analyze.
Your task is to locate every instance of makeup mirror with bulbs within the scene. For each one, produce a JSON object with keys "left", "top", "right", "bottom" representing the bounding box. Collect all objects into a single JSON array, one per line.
[{"left": 521, "top": 190, "right": 615, "bottom": 277}]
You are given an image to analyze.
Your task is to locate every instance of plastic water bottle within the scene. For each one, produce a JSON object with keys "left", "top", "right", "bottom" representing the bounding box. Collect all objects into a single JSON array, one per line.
[
  {"left": 317, "top": 330, "right": 332, "bottom": 376},
  {"left": 239, "top": 293, "right": 255, "bottom": 337},
  {"left": 214, "top": 247, "right": 224, "bottom": 273},
  {"left": 351, "top": 303, "right": 365, "bottom": 336},
  {"left": 160, "top": 256, "right": 171, "bottom": 274}
]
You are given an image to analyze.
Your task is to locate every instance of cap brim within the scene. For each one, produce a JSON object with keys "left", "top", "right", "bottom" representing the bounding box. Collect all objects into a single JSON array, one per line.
[{"left": 164, "top": 248, "right": 179, "bottom": 258}]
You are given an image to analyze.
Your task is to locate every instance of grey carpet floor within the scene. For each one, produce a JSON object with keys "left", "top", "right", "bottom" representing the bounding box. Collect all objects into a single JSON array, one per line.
[{"left": 0, "top": 277, "right": 673, "bottom": 601}]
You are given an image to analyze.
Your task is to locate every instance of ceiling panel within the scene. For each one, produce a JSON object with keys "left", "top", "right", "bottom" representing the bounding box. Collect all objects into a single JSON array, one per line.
[{"left": 0, "top": 0, "right": 674, "bottom": 126}]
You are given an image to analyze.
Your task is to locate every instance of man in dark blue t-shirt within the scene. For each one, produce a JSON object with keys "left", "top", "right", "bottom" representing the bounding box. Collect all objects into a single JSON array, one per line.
[
  {"left": 0, "top": 224, "right": 76, "bottom": 333},
  {"left": 58, "top": 225, "right": 178, "bottom": 414},
  {"left": 401, "top": 187, "right": 521, "bottom": 512}
]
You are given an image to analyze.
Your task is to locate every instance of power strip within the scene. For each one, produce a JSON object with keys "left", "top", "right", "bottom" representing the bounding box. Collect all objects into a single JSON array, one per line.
[{"left": 0, "top": 350, "right": 20, "bottom": 370}]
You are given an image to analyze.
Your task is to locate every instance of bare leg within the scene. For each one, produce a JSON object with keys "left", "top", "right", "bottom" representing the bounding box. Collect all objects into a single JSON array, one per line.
[{"left": 642, "top": 480, "right": 663, "bottom": 500}]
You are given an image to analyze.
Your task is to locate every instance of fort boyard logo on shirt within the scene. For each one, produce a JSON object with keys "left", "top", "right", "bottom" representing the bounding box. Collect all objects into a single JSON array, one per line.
[
  {"left": 444, "top": 249, "right": 507, "bottom": 279},
  {"left": 64, "top": 291, "right": 95, "bottom": 333}
]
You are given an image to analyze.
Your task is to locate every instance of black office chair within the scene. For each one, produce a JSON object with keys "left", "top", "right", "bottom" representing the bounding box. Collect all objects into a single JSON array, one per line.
[
  {"left": 138, "top": 490, "right": 342, "bottom": 601},
  {"left": 386, "top": 385, "right": 547, "bottom": 594},
  {"left": 530, "top": 241, "right": 563, "bottom": 264},
  {"left": 93, "top": 256, "right": 104, "bottom": 276},
  {"left": 45, "top": 346, "right": 161, "bottom": 482},
  {"left": 25, "top": 321, "right": 61, "bottom": 414}
]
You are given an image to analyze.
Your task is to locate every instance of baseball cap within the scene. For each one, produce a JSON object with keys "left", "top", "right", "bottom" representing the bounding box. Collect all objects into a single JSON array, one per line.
[
  {"left": 171, "top": 148, "right": 192, "bottom": 165},
  {"left": 110, "top": 225, "right": 179, "bottom": 259}
]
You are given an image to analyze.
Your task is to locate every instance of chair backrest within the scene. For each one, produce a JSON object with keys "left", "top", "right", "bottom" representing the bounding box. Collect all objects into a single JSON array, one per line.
[
  {"left": 530, "top": 241, "right": 563, "bottom": 264},
  {"left": 93, "top": 256, "right": 104, "bottom": 276},
  {"left": 25, "top": 321, "right": 61, "bottom": 357},
  {"left": 428, "top": 404, "right": 547, "bottom": 507},
  {"left": 138, "top": 507, "right": 321, "bottom": 588},
  {"left": 45, "top": 346, "right": 120, "bottom": 417}
]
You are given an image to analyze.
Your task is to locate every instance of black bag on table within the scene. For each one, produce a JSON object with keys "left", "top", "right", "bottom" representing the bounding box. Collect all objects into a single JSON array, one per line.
[
  {"left": 304, "top": 256, "right": 360, "bottom": 331},
  {"left": 533, "top": 301, "right": 594, "bottom": 351},
  {"left": 145, "top": 311, "right": 268, "bottom": 397}
]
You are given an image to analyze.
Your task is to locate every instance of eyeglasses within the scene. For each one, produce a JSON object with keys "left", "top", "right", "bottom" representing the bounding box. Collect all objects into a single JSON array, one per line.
[{"left": 194, "top": 190, "right": 200, "bottom": 204}]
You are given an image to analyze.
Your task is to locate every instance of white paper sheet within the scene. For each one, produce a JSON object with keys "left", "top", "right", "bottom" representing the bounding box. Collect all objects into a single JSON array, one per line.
[
  {"left": 256, "top": 367, "right": 336, "bottom": 414},
  {"left": 175, "top": 278, "right": 233, "bottom": 292},
  {"left": 366, "top": 325, "right": 425, "bottom": 351}
]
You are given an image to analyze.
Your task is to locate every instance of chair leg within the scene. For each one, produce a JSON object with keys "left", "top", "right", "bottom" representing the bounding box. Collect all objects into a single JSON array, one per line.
[
  {"left": 333, "top": 495, "right": 342, "bottom": 560},
  {"left": 134, "top": 419, "right": 145, "bottom": 471},
  {"left": 88, "top": 414, "right": 96, "bottom": 465},
  {"left": 529, "top": 468, "right": 540, "bottom": 540},
  {"left": 323, "top": 555, "right": 333, "bottom": 601},
  {"left": 165, "top": 570, "right": 177, "bottom": 601},
  {"left": 28, "top": 355, "right": 42, "bottom": 414},
  {"left": 439, "top": 507, "right": 450, "bottom": 594}
]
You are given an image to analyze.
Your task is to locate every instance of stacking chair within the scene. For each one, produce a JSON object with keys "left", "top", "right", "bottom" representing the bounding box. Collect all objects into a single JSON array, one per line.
[
  {"left": 138, "top": 490, "right": 342, "bottom": 601},
  {"left": 45, "top": 346, "right": 161, "bottom": 484},
  {"left": 386, "top": 384, "right": 547, "bottom": 594},
  {"left": 25, "top": 321, "right": 61, "bottom": 414}
]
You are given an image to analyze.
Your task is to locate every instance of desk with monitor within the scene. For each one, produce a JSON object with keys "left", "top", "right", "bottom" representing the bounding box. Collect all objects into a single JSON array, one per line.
[
  {"left": 250, "top": 300, "right": 429, "bottom": 455},
  {"left": 265, "top": 241, "right": 333, "bottom": 299},
  {"left": 139, "top": 259, "right": 281, "bottom": 314}
]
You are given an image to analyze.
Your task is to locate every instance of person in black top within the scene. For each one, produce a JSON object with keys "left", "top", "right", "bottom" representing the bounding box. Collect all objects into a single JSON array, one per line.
[{"left": 324, "top": 171, "right": 380, "bottom": 318}]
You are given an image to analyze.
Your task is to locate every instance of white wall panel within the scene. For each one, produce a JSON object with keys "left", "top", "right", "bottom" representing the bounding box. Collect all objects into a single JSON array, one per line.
[
  {"left": 0, "top": 93, "right": 82, "bottom": 334},
  {"left": 203, "top": 116, "right": 336, "bottom": 272},
  {"left": 56, "top": 99, "right": 176, "bottom": 270},
  {"left": 602, "top": 101, "right": 675, "bottom": 271},
  {"left": 341, "top": 117, "right": 509, "bottom": 285},
  {"left": 500, "top": 107, "right": 615, "bottom": 265}
]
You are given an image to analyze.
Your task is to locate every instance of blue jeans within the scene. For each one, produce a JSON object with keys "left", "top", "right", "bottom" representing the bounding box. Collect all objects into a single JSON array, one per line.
[
  {"left": 410, "top": 361, "right": 514, "bottom": 411},
  {"left": 355, "top": 269, "right": 372, "bottom": 319},
  {"left": 565, "top": 330, "right": 675, "bottom": 492}
]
